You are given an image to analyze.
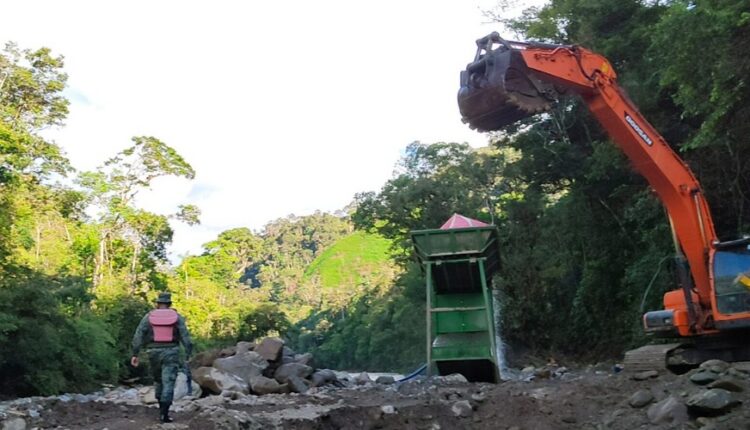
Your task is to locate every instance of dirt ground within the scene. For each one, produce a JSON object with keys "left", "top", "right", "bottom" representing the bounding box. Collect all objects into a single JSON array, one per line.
[{"left": 4, "top": 363, "right": 748, "bottom": 430}]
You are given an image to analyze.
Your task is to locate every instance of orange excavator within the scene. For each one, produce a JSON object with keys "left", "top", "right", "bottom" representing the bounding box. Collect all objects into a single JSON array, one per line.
[{"left": 458, "top": 32, "right": 750, "bottom": 370}]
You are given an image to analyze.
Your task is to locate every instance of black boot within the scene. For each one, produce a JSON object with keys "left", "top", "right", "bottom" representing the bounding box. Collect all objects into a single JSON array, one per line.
[{"left": 159, "top": 401, "right": 173, "bottom": 423}]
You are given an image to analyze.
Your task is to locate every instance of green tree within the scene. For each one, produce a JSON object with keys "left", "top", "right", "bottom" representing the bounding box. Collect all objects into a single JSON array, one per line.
[{"left": 78, "top": 136, "right": 198, "bottom": 293}]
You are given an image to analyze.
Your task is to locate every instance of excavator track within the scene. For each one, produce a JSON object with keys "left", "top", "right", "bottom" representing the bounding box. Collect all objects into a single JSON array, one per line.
[{"left": 623, "top": 343, "right": 681, "bottom": 373}]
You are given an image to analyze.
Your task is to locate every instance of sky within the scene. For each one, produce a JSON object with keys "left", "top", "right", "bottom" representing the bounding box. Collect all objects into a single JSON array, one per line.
[{"left": 0, "top": 0, "right": 543, "bottom": 261}]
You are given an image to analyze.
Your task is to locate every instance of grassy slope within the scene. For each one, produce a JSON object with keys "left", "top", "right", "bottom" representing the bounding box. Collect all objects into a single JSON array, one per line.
[{"left": 304, "top": 231, "right": 393, "bottom": 289}]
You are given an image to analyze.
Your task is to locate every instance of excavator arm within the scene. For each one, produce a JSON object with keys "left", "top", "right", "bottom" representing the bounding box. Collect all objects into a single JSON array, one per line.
[{"left": 458, "top": 33, "right": 750, "bottom": 338}]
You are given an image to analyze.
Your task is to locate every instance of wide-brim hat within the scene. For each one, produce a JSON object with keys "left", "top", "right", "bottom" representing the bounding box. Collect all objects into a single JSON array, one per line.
[{"left": 155, "top": 292, "right": 172, "bottom": 304}]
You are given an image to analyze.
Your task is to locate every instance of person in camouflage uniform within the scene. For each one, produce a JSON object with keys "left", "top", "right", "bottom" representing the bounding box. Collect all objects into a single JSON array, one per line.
[{"left": 131, "top": 292, "right": 192, "bottom": 423}]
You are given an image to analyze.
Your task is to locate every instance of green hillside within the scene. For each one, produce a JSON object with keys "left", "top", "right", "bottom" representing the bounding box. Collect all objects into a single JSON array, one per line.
[{"left": 304, "top": 231, "right": 394, "bottom": 289}]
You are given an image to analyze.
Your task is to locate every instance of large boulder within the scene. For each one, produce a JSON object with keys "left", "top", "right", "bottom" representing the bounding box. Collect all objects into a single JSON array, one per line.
[
  {"left": 219, "top": 345, "right": 237, "bottom": 358},
  {"left": 274, "top": 363, "right": 313, "bottom": 384},
  {"left": 294, "top": 353, "right": 314, "bottom": 366},
  {"left": 1, "top": 418, "right": 27, "bottom": 430},
  {"left": 690, "top": 371, "right": 720, "bottom": 385},
  {"left": 708, "top": 377, "right": 745, "bottom": 392},
  {"left": 356, "top": 371, "right": 372, "bottom": 385},
  {"left": 193, "top": 367, "right": 249, "bottom": 394},
  {"left": 628, "top": 390, "right": 654, "bottom": 408},
  {"left": 287, "top": 375, "right": 309, "bottom": 394},
  {"left": 376, "top": 375, "right": 396, "bottom": 385},
  {"left": 140, "top": 387, "right": 158, "bottom": 404},
  {"left": 686, "top": 389, "right": 741, "bottom": 416},
  {"left": 254, "top": 337, "right": 285, "bottom": 362},
  {"left": 699, "top": 359, "right": 730, "bottom": 374},
  {"left": 311, "top": 369, "right": 338, "bottom": 387},
  {"left": 213, "top": 351, "right": 269, "bottom": 384},
  {"left": 190, "top": 349, "right": 222, "bottom": 368},
  {"left": 647, "top": 396, "right": 688, "bottom": 425},
  {"left": 249, "top": 375, "right": 287, "bottom": 395},
  {"left": 236, "top": 341, "right": 256, "bottom": 354},
  {"left": 174, "top": 372, "right": 202, "bottom": 400}
]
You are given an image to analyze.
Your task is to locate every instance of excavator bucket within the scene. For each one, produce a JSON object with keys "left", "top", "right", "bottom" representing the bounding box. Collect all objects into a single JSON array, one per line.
[{"left": 458, "top": 33, "right": 556, "bottom": 132}]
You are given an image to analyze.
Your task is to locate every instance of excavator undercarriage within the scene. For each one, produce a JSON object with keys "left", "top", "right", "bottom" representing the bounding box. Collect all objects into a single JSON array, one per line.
[{"left": 625, "top": 334, "right": 750, "bottom": 374}]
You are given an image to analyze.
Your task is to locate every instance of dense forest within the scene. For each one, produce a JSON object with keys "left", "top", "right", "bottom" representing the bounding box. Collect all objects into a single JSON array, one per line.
[{"left": 1, "top": 0, "right": 749, "bottom": 397}]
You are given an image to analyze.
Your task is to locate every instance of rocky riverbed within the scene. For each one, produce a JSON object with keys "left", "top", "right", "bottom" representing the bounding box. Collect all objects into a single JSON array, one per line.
[{"left": 1, "top": 353, "right": 748, "bottom": 429}]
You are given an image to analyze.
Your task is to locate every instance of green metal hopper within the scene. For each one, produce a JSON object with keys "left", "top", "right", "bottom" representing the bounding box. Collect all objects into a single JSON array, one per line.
[{"left": 411, "top": 216, "right": 501, "bottom": 383}]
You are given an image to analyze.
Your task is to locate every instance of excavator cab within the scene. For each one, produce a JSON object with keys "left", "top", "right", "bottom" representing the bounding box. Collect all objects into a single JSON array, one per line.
[
  {"left": 457, "top": 32, "right": 557, "bottom": 132},
  {"left": 713, "top": 241, "right": 750, "bottom": 317}
]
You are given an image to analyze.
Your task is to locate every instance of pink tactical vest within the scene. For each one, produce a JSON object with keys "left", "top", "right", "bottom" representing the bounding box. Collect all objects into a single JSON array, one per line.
[{"left": 148, "top": 309, "right": 179, "bottom": 342}]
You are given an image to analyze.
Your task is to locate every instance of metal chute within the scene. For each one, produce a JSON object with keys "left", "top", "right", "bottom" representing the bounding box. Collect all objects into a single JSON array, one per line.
[{"left": 458, "top": 32, "right": 557, "bottom": 132}]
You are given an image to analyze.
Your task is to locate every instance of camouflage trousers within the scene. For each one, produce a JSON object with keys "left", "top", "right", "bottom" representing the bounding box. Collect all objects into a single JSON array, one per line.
[{"left": 147, "top": 346, "right": 180, "bottom": 403}]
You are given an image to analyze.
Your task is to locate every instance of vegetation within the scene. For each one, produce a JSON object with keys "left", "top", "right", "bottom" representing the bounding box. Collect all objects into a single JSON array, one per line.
[{"left": 1, "top": 0, "right": 749, "bottom": 395}]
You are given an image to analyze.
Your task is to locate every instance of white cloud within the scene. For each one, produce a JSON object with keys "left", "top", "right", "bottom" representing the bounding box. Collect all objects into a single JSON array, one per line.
[{"left": 1, "top": 0, "right": 544, "bottom": 260}]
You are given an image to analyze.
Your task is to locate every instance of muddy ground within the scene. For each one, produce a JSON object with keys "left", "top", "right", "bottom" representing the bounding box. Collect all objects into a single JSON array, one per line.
[{"left": 2, "top": 363, "right": 749, "bottom": 430}]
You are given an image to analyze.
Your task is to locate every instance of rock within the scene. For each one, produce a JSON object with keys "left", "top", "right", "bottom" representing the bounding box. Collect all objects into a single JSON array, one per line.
[
  {"left": 700, "top": 359, "right": 730, "bottom": 374},
  {"left": 249, "top": 375, "right": 285, "bottom": 395},
  {"left": 647, "top": 395, "right": 688, "bottom": 425},
  {"left": 521, "top": 366, "right": 535, "bottom": 373},
  {"left": 190, "top": 349, "right": 222, "bottom": 368},
  {"left": 534, "top": 368, "right": 552, "bottom": 379},
  {"left": 254, "top": 337, "right": 285, "bottom": 362},
  {"left": 73, "top": 393, "right": 91, "bottom": 403},
  {"left": 193, "top": 367, "right": 249, "bottom": 394},
  {"left": 691, "top": 371, "right": 720, "bottom": 385},
  {"left": 471, "top": 392, "right": 487, "bottom": 402},
  {"left": 707, "top": 377, "right": 744, "bottom": 392},
  {"left": 728, "top": 368, "right": 750, "bottom": 379},
  {"left": 213, "top": 352, "right": 269, "bottom": 384},
  {"left": 294, "top": 353, "right": 314, "bottom": 366},
  {"left": 311, "top": 369, "right": 338, "bottom": 387},
  {"left": 197, "top": 395, "right": 226, "bottom": 407},
  {"left": 221, "top": 390, "right": 245, "bottom": 400},
  {"left": 273, "top": 363, "right": 313, "bottom": 384},
  {"left": 686, "top": 389, "right": 740, "bottom": 416},
  {"left": 173, "top": 372, "right": 202, "bottom": 400},
  {"left": 632, "top": 370, "right": 659, "bottom": 381},
  {"left": 219, "top": 346, "right": 237, "bottom": 358},
  {"left": 1, "top": 418, "right": 26, "bottom": 430},
  {"left": 375, "top": 375, "right": 395, "bottom": 385},
  {"left": 141, "top": 387, "right": 158, "bottom": 404},
  {"left": 236, "top": 342, "right": 256, "bottom": 354},
  {"left": 287, "top": 375, "right": 309, "bottom": 394},
  {"left": 629, "top": 389, "right": 654, "bottom": 408},
  {"left": 451, "top": 400, "right": 473, "bottom": 418},
  {"left": 381, "top": 405, "right": 397, "bottom": 415},
  {"left": 282, "top": 346, "right": 296, "bottom": 357},
  {"left": 121, "top": 388, "right": 139, "bottom": 400},
  {"left": 440, "top": 373, "right": 468, "bottom": 384},
  {"left": 356, "top": 372, "right": 372, "bottom": 385}
]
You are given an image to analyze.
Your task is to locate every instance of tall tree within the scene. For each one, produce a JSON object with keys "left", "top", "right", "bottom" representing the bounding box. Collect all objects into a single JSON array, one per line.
[{"left": 78, "top": 136, "right": 198, "bottom": 292}]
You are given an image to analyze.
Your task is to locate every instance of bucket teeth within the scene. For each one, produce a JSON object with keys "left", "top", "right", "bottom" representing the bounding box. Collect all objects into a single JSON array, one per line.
[{"left": 458, "top": 45, "right": 558, "bottom": 131}]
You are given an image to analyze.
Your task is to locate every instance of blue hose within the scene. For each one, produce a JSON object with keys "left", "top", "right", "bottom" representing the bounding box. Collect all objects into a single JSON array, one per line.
[{"left": 396, "top": 363, "right": 427, "bottom": 382}]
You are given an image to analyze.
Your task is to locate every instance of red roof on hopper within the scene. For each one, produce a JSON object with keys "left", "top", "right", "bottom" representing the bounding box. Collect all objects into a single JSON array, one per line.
[{"left": 440, "top": 213, "right": 489, "bottom": 230}]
